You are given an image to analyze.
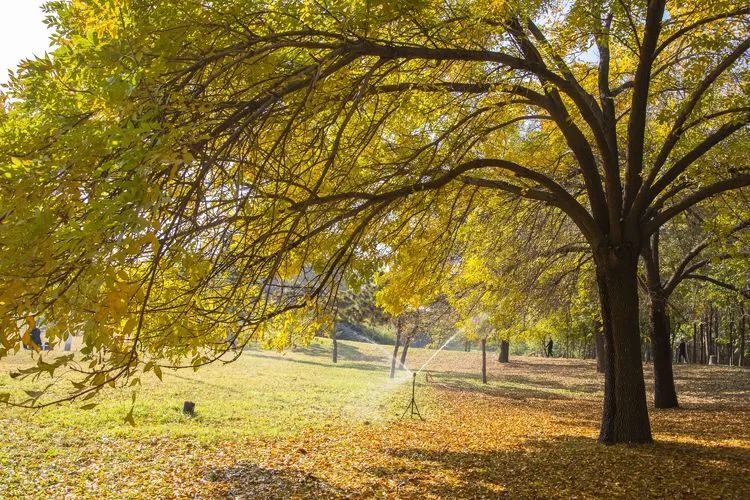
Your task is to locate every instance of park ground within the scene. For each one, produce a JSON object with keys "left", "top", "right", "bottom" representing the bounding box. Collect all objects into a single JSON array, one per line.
[{"left": 1, "top": 339, "right": 749, "bottom": 499}]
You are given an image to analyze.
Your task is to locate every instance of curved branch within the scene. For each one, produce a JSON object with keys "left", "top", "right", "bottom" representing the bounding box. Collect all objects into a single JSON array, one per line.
[
  {"left": 654, "top": 7, "right": 750, "bottom": 58},
  {"left": 645, "top": 115, "right": 750, "bottom": 205},
  {"left": 644, "top": 174, "right": 750, "bottom": 236},
  {"left": 684, "top": 274, "right": 750, "bottom": 298},
  {"left": 650, "top": 37, "right": 750, "bottom": 178},
  {"left": 459, "top": 175, "right": 598, "bottom": 243}
]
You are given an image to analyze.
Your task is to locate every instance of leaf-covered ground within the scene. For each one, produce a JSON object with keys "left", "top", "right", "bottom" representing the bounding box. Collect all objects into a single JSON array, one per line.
[{"left": 1, "top": 340, "right": 748, "bottom": 498}]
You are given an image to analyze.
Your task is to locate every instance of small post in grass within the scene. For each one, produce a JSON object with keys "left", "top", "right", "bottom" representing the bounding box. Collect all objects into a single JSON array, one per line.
[{"left": 183, "top": 401, "right": 195, "bottom": 417}]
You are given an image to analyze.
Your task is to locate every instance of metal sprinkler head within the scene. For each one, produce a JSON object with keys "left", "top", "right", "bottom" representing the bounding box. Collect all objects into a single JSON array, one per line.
[{"left": 401, "top": 371, "right": 424, "bottom": 420}]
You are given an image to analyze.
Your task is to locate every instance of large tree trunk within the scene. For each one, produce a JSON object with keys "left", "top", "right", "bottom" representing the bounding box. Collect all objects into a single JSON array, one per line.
[
  {"left": 399, "top": 336, "right": 410, "bottom": 370},
  {"left": 390, "top": 331, "right": 401, "bottom": 379},
  {"left": 498, "top": 339, "right": 509, "bottom": 363},
  {"left": 596, "top": 250, "right": 652, "bottom": 444},
  {"left": 481, "top": 338, "right": 487, "bottom": 384},
  {"left": 594, "top": 320, "right": 605, "bottom": 373},
  {"left": 596, "top": 271, "right": 617, "bottom": 443},
  {"left": 647, "top": 294, "right": 678, "bottom": 408}
]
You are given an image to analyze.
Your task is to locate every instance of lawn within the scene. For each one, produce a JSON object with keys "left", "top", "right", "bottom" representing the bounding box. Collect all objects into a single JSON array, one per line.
[{"left": 1, "top": 339, "right": 748, "bottom": 498}]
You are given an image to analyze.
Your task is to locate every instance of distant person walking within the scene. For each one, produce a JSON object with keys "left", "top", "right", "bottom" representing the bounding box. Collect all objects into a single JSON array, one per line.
[
  {"left": 546, "top": 338, "right": 553, "bottom": 358},
  {"left": 30, "top": 326, "right": 43, "bottom": 351},
  {"left": 678, "top": 341, "right": 688, "bottom": 363}
]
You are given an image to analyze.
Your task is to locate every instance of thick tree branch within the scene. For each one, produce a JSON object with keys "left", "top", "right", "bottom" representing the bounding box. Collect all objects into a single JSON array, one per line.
[
  {"left": 684, "top": 274, "right": 750, "bottom": 298},
  {"left": 654, "top": 7, "right": 750, "bottom": 58},
  {"left": 459, "top": 175, "right": 598, "bottom": 242},
  {"left": 646, "top": 116, "right": 750, "bottom": 203},
  {"left": 644, "top": 174, "right": 750, "bottom": 236},
  {"left": 623, "top": 0, "right": 666, "bottom": 214},
  {"left": 504, "top": 19, "right": 610, "bottom": 233}
]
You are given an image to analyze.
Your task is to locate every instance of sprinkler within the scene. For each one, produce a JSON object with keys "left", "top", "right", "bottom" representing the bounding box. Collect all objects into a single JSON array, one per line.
[{"left": 401, "top": 372, "right": 424, "bottom": 420}]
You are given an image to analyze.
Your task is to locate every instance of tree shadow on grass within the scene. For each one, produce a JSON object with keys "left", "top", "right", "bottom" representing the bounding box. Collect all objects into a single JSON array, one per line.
[
  {"left": 293, "top": 341, "right": 389, "bottom": 364},
  {"left": 205, "top": 461, "right": 351, "bottom": 498},
  {"left": 374, "top": 435, "right": 750, "bottom": 498},
  {"left": 429, "top": 372, "right": 602, "bottom": 401},
  {"left": 246, "top": 351, "right": 390, "bottom": 374},
  {"left": 506, "top": 359, "right": 599, "bottom": 372}
]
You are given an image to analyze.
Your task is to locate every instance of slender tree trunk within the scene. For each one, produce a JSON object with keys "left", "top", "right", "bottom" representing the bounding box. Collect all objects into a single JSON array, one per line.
[
  {"left": 596, "top": 251, "right": 652, "bottom": 444},
  {"left": 715, "top": 309, "right": 721, "bottom": 364},
  {"left": 332, "top": 325, "right": 338, "bottom": 364},
  {"left": 595, "top": 320, "right": 605, "bottom": 373},
  {"left": 692, "top": 322, "right": 697, "bottom": 364},
  {"left": 498, "top": 339, "right": 509, "bottom": 363},
  {"left": 390, "top": 331, "right": 401, "bottom": 379},
  {"left": 399, "top": 336, "right": 411, "bottom": 370},
  {"left": 740, "top": 303, "right": 746, "bottom": 367},
  {"left": 729, "top": 317, "right": 734, "bottom": 367},
  {"left": 706, "top": 306, "right": 714, "bottom": 364},
  {"left": 481, "top": 338, "right": 487, "bottom": 384}
]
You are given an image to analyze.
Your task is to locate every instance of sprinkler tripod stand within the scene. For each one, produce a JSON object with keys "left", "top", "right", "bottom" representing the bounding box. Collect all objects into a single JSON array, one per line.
[{"left": 401, "top": 372, "right": 424, "bottom": 420}]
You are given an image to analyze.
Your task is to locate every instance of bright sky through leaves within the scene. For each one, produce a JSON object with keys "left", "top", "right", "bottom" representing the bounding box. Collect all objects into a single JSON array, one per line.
[{"left": 0, "top": 1, "right": 50, "bottom": 84}]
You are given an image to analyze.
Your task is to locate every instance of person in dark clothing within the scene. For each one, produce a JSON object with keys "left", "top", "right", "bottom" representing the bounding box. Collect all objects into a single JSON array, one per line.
[
  {"left": 29, "top": 327, "right": 43, "bottom": 350},
  {"left": 546, "top": 338, "right": 553, "bottom": 357},
  {"left": 678, "top": 341, "right": 688, "bottom": 363}
]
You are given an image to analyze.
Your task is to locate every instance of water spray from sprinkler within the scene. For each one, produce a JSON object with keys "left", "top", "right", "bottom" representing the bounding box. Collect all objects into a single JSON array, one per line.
[{"left": 401, "top": 372, "right": 424, "bottom": 420}]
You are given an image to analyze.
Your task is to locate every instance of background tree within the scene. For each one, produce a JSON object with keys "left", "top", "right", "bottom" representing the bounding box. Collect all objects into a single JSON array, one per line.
[{"left": 641, "top": 207, "right": 750, "bottom": 406}]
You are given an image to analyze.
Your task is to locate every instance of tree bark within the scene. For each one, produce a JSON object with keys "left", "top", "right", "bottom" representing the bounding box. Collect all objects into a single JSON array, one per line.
[
  {"left": 399, "top": 335, "right": 411, "bottom": 370},
  {"left": 596, "top": 270, "right": 617, "bottom": 444},
  {"left": 692, "top": 322, "right": 697, "bottom": 364},
  {"left": 498, "top": 340, "right": 509, "bottom": 363},
  {"left": 648, "top": 294, "right": 678, "bottom": 408},
  {"left": 642, "top": 234, "right": 678, "bottom": 408},
  {"left": 390, "top": 331, "right": 401, "bottom": 379},
  {"left": 481, "top": 338, "right": 487, "bottom": 384},
  {"left": 728, "top": 318, "right": 734, "bottom": 367},
  {"left": 596, "top": 250, "right": 652, "bottom": 444}
]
